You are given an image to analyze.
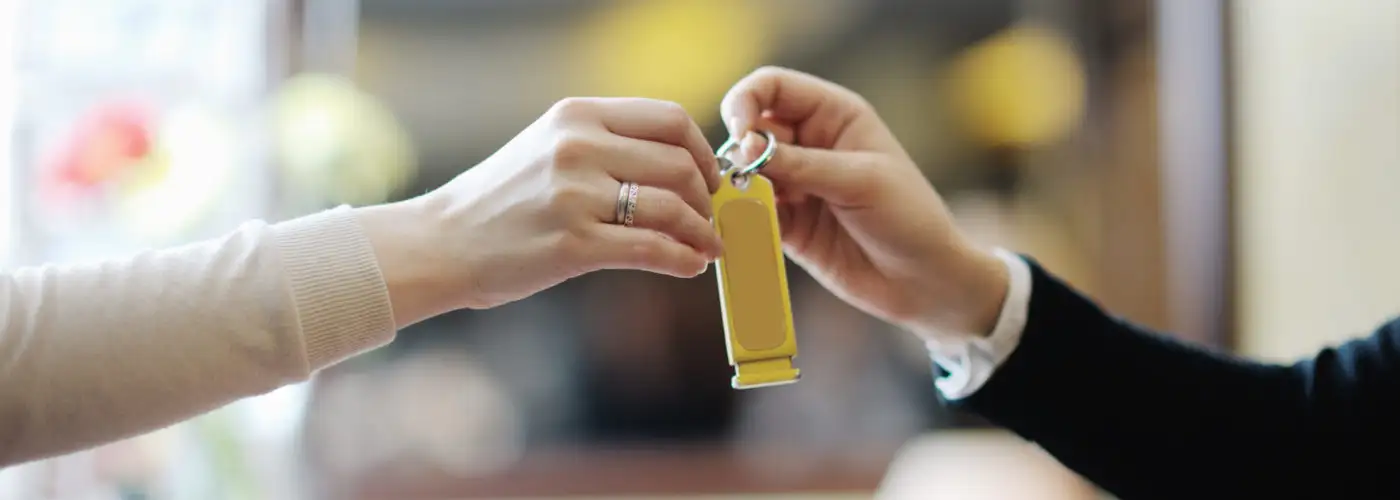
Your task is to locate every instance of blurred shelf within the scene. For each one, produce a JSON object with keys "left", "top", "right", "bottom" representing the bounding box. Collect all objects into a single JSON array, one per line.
[
  {"left": 347, "top": 445, "right": 896, "bottom": 499},
  {"left": 434, "top": 496, "right": 867, "bottom": 500}
]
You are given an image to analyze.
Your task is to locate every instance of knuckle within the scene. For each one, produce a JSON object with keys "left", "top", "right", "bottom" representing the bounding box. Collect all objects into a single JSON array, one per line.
[
  {"left": 750, "top": 65, "right": 788, "bottom": 81},
  {"left": 548, "top": 97, "right": 594, "bottom": 123},
  {"left": 848, "top": 92, "right": 876, "bottom": 114},
  {"left": 548, "top": 133, "right": 595, "bottom": 168},
  {"left": 655, "top": 101, "right": 691, "bottom": 129}
]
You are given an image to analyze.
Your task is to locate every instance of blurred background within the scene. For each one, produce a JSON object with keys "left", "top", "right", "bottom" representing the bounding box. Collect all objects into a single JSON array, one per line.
[{"left": 0, "top": 0, "right": 1396, "bottom": 498}]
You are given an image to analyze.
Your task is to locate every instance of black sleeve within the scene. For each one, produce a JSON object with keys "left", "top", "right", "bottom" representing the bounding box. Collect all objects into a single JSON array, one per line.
[{"left": 952, "top": 257, "right": 1400, "bottom": 499}]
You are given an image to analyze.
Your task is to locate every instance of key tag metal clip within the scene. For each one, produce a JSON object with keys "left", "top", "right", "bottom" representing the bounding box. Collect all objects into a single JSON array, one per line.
[{"left": 712, "top": 130, "right": 800, "bottom": 389}]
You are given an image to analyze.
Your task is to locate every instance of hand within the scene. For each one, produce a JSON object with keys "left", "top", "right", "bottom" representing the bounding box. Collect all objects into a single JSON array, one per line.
[
  {"left": 360, "top": 97, "right": 723, "bottom": 327},
  {"left": 720, "top": 67, "right": 1007, "bottom": 340}
]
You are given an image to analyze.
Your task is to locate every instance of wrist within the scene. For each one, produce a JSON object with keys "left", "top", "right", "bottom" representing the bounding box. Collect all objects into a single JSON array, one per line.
[
  {"left": 907, "top": 243, "right": 1009, "bottom": 340},
  {"left": 354, "top": 196, "right": 461, "bottom": 328}
]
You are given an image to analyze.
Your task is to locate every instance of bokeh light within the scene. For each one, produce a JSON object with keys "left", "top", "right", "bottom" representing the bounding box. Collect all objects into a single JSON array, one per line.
[
  {"left": 574, "top": 0, "right": 770, "bottom": 124},
  {"left": 272, "top": 73, "right": 416, "bottom": 207},
  {"left": 945, "top": 23, "right": 1087, "bottom": 149}
]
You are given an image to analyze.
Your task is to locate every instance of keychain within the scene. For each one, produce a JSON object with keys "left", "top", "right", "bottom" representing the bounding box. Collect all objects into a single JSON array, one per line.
[{"left": 712, "top": 130, "right": 800, "bottom": 389}]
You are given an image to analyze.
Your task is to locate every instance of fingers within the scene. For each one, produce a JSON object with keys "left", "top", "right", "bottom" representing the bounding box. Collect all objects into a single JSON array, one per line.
[
  {"left": 596, "top": 134, "right": 713, "bottom": 219},
  {"left": 586, "top": 224, "right": 711, "bottom": 278},
  {"left": 557, "top": 97, "right": 721, "bottom": 194},
  {"left": 536, "top": 97, "right": 729, "bottom": 279},
  {"left": 562, "top": 180, "right": 720, "bottom": 279},
  {"left": 721, "top": 66, "right": 869, "bottom": 148},
  {"left": 539, "top": 177, "right": 718, "bottom": 278},
  {"left": 544, "top": 135, "right": 722, "bottom": 257},
  {"left": 619, "top": 184, "right": 723, "bottom": 258},
  {"left": 734, "top": 131, "right": 878, "bottom": 207}
]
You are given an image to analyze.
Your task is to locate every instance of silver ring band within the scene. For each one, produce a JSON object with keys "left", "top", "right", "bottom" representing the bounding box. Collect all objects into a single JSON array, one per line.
[
  {"left": 615, "top": 182, "right": 631, "bottom": 224},
  {"left": 623, "top": 182, "right": 640, "bottom": 227}
]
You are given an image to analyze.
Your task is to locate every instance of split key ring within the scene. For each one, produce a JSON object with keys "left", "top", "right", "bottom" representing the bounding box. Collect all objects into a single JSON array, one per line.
[{"left": 716, "top": 129, "right": 778, "bottom": 178}]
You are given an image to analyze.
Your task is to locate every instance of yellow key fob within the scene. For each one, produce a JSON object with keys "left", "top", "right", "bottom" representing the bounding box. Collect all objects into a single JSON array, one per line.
[{"left": 712, "top": 151, "right": 799, "bottom": 389}]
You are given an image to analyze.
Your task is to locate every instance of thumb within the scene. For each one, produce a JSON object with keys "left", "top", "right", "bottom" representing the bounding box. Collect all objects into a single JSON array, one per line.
[{"left": 735, "top": 131, "right": 875, "bottom": 206}]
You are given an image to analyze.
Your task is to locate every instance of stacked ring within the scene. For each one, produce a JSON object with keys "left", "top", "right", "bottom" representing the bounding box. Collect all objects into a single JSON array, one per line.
[
  {"left": 616, "top": 181, "right": 640, "bottom": 227},
  {"left": 623, "top": 182, "right": 639, "bottom": 227},
  {"left": 615, "top": 182, "right": 631, "bottom": 224}
]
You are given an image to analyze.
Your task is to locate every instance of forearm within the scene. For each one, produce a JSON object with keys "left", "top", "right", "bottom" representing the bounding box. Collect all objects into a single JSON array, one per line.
[
  {"left": 0, "top": 207, "right": 396, "bottom": 466},
  {"left": 957, "top": 268, "right": 1302, "bottom": 496},
  {"left": 945, "top": 258, "right": 1379, "bottom": 497}
]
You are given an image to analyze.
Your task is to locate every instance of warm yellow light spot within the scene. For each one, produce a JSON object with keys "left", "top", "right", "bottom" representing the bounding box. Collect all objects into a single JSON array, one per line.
[
  {"left": 946, "top": 24, "right": 1087, "bottom": 149},
  {"left": 272, "top": 73, "right": 416, "bottom": 206},
  {"left": 575, "top": 0, "right": 769, "bottom": 124}
]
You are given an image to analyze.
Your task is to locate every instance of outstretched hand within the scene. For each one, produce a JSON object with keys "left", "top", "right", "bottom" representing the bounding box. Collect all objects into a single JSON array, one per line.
[{"left": 721, "top": 67, "right": 1008, "bottom": 340}]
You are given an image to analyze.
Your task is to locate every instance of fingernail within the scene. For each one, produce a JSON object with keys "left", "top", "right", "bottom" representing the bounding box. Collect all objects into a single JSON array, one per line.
[{"left": 688, "top": 257, "right": 710, "bottom": 277}]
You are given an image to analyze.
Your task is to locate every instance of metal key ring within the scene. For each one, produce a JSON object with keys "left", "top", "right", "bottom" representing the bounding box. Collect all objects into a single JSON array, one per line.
[{"left": 716, "top": 129, "right": 777, "bottom": 177}]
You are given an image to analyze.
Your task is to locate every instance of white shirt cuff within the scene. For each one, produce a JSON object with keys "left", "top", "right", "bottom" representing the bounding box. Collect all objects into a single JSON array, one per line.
[{"left": 928, "top": 248, "right": 1032, "bottom": 400}]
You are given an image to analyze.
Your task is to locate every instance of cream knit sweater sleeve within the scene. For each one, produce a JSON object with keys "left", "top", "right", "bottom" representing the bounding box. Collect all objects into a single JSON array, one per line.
[{"left": 0, "top": 206, "right": 397, "bottom": 466}]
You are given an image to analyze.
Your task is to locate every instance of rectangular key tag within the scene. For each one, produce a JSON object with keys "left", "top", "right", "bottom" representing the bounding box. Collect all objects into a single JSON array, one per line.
[{"left": 712, "top": 159, "right": 799, "bottom": 389}]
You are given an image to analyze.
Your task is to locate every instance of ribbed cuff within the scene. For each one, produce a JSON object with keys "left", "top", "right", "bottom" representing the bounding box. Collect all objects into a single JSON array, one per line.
[{"left": 271, "top": 206, "right": 396, "bottom": 372}]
